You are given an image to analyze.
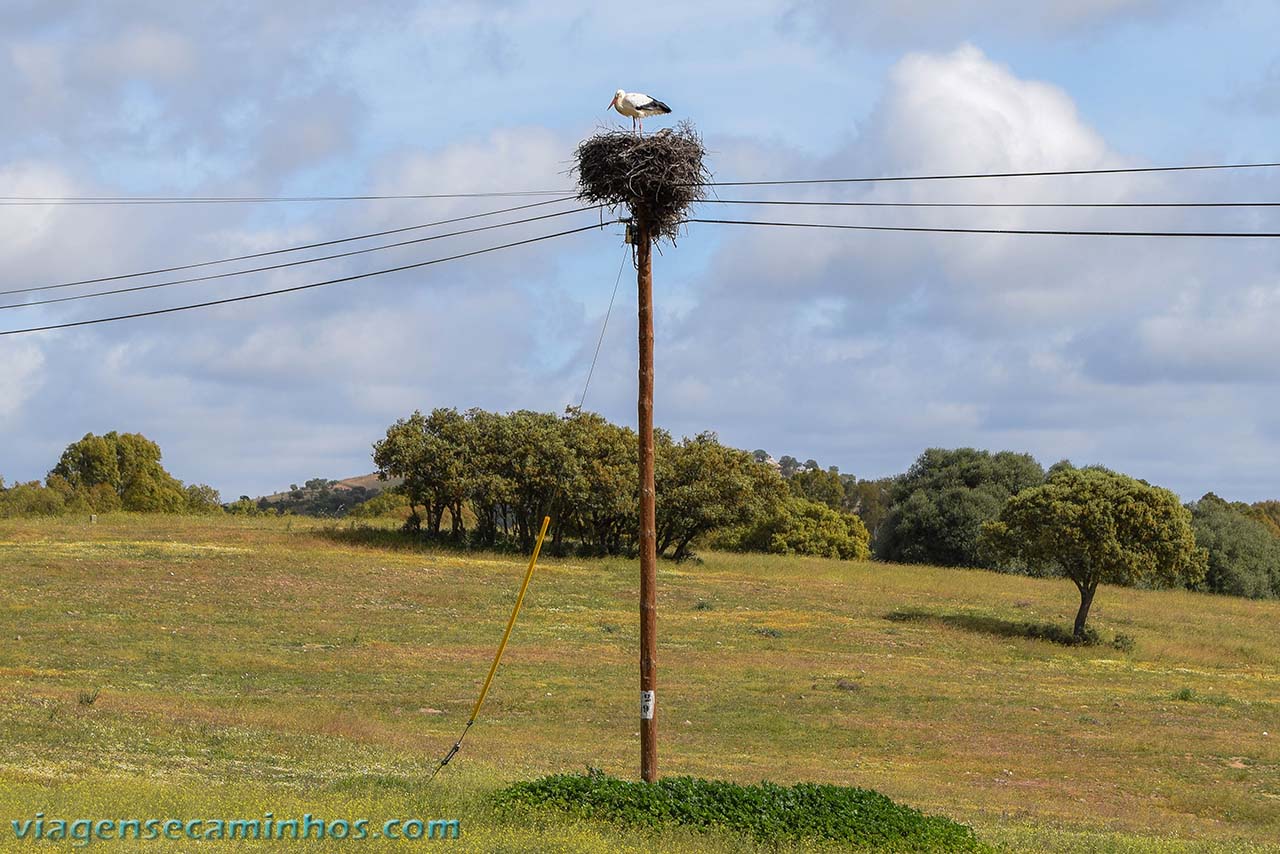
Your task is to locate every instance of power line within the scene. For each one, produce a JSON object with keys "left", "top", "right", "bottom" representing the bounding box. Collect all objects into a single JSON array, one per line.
[
  {"left": 0, "top": 190, "right": 571, "bottom": 205},
  {"left": 703, "top": 161, "right": 1280, "bottom": 187},
  {"left": 0, "top": 205, "right": 601, "bottom": 311},
  {"left": 0, "top": 223, "right": 613, "bottom": 337},
  {"left": 686, "top": 218, "right": 1280, "bottom": 238},
  {"left": 0, "top": 196, "right": 578, "bottom": 297},
  {"left": 700, "top": 198, "right": 1280, "bottom": 209},
  {"left": 14, "top": 160, "right": 1279, "bottom": 204},
  {"left": 578, "top": 245, "right": 630, "bottom": 410}
]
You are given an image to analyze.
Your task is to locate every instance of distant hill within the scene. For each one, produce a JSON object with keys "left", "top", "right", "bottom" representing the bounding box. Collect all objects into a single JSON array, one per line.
[
  {"left": 254, "top": 473, "right": 403, "bottom": 516},
  {"left": 333, "top": 473, "right": 402, "bottom": 493},
  {"left": 258, "top": 473, "right": 401, "bottom": 504}
]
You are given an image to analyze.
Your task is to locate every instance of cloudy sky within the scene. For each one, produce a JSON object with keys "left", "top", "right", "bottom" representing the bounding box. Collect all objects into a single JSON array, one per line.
[{"left": 2, "top": 1, "right": 1280, "bottom": 501}]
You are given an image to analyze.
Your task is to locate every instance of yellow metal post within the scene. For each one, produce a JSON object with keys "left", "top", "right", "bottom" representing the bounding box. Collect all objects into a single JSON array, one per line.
[
  {"left": 469, "top": 514, "right": 551, "bottom": 723},
  {"left": 427, "top": 515, "right": 553, "bottom": 784}
]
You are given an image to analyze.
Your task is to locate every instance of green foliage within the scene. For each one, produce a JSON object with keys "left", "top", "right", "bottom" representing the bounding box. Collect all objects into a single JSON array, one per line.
[
  {"left": 2, "top": 432, "right": 219, "bottom": 519},
  {"left": 787, "top": 465, "right": 845, "bottom": 509},
  {"left": 736, "top": 453, "right": 879, "bottom": 557},
  {"left": 981, "top": 466, "right": 1207, "bottom": 638},
  {"left": 346, "top": 489, "right": 411, "bottom": 520},
  {"left": 777, "top": 455, "right": 801, "bottom": 478},
  {"left": 50, "top": 433, "right": 120, "bottom": 493},
  {"left": 85, "top": 482, "right": 122, "bottom": 513},
  {"left": 183, "top": 483, "right": 223, "bottom": 515},
  {"left": 877, "top": 448, "right": 1045, "bottom": 567},
  {"left": 260, "top": 478, "right": 376, "bottom": 517},
  {"left": 655, "top": 432, "right": 787, "bottom": 561},
  {"left": 373, "top": 409, "right": 785, "bottom": 558},
  {"left": 881, "top": 486, "right": 1005, "bottom": 566},
  {"left": 374, "top": 409, "right": 472, "bottom": 537},
  {"left": 50, "top": 431, "right": 189, "bottom": 512},
  {"left": 1170, "top": 687, "right": 1232, "bottom": 707},
  {"left": 120, "top": 468, "right": 188, "bottom": 513},
  {"left": 774, "top": 499, "right": 870, "bottom": 559},
  {"left": 376, "top": 408, "right": 578, "bottom": 549},
  {"left": 495, "top": 772, "right": 984, "bottom": 851},
  {"left": 224, "top": 496, "right": 270, "bottom": 516},
  {"left": 755, "top": 452, "right": 893, "bottom": 536},
  {"left": 0, "top": 474, "right": 123, "bottom": 517},
  {"left": 845, "top": 476, "right": 894, "bottom": 539},
  {"left": 1188, "top": 493, "right": 1280, "bottom": 598},
  {"left": 0, "top": 480, "right": 66, "bottom": 518},
  {"left": 1249, "top": 500, "right": 1280, "bottom": 538},
  {"left": 480, "top": 408, "right": 577, "bottom": 552},
  {"left": 45, "top": 474, "right": 91, "bottom": 513},
  {"left": 716, "top": 497, "right": 871, "bottom": 560},
  {"left": 561, "top": 409, "right": 637, "bottom": 556}
]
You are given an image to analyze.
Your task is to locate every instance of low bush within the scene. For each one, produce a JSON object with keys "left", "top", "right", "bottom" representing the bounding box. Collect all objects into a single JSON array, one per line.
[
  {"left": 0, "top": 481, "right": 66, "bottom": 518},
  {"left": 495, "top": 771, "right": 985, "bottom": 851},
  {"left": 1111, "top": 632, "right": 1137, "bottom": 653},
  {"left": 713, "top": 497, "right": 871, "bottom": 560},
  {"left": 1170, "top": 687, "right": 1232, "bottom": 707},
  {"left": 346, "top": 489, "right": 412, "bottom": 520}
]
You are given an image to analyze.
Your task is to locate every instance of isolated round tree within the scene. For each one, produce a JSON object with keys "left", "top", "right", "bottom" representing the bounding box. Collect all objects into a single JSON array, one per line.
[{"left": 980, "top": 466, "right": 1206, "bottom": 639}]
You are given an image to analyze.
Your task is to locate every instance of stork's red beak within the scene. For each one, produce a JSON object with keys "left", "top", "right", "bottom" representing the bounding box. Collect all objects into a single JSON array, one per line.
[{"left": 606, "top": 96, "right": 616, "bottom": 110}]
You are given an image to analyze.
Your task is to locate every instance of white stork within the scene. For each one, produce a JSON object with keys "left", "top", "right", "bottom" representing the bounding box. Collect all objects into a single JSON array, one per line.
[{"left": 608, "top": 89, "right": 672, "bottom": 134}]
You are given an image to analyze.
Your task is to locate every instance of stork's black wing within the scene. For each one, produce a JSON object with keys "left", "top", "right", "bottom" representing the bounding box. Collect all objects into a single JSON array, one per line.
[{"left": 641, "top": 98, "right": 672, "bottom": 114}]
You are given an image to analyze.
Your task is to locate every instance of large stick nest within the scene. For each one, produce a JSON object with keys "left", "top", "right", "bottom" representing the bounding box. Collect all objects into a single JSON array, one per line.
[{"left": 574, "top": 121, "right": 708, "bottom": 242}]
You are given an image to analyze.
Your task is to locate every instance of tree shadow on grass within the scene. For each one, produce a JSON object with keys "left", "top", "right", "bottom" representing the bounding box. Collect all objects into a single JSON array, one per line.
[
  {"left": 885, "top": 607, "right": 1099, "bottom": 647},
  {"left": 312, "top": 524, "right": 456, "bottom": 554}
]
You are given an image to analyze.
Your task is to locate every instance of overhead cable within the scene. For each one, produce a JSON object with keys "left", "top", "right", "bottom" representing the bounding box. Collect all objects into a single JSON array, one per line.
[
  {"left": 0, "top": 223, "right": 612, "bottom": 337},
  {"left": 0, "top": 197, "right": 579, "bottom": 297}
]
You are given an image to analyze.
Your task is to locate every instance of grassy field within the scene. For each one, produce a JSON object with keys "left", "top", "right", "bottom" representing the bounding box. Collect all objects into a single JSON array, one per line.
[{"left": 0, "top": 514, "right": 1277, "bottom": 851}]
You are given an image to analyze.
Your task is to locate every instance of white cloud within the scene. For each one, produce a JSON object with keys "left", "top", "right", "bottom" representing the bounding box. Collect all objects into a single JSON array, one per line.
[
  {"left": 0, "top": 162, "right": 77, "bottom": 258},
  {"left": 657, "top": 44, "right": 1280, "bottom": 500},
  {"left": 0, "top": 104, "right": 602, "bottom": 490},
  {"left": 86, "top": 25, "right": 195, "bottom": 79},
  {"left": 0, "top": 7, "right": 1276, "bottom": 505},
  {"left": 1075, "top": 279, "right": 1280, "bottom": 384},
  {"left": 858, "top": 45, "right": 1115, "bottom": 174},
  {"left": 372, "top": 126, "right": 574, "bottom": 202},
  {"left": 790, "top": 0, "right": 1188, "bottom": 45},
  {"left": 702, "top": 45, "right": 1150, "bottom": 324},
  {"left": 0, "top": 340, "right": 45, "bottom": 422},
  {"left": 8, "top": 41, "right": 65, "bottom": 106}
]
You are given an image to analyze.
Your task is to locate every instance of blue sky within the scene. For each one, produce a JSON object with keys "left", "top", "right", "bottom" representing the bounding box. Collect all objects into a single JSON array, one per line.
[{"left": 2, "top": 1, "right": 1280, "bottom": 501}]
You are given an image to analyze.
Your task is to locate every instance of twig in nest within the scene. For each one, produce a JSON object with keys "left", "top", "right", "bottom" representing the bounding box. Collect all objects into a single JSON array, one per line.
[{"left": 574, "top": 121, "right": 708, "bottom": 243}]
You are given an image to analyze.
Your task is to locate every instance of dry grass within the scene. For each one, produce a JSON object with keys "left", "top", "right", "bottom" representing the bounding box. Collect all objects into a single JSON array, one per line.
[{"left": 0, "top": 514, "right": 1277, "bottom": 852}]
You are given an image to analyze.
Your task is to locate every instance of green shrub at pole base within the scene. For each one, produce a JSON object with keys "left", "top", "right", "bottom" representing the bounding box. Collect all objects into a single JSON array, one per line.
[{"left": 495, "top": 771, "right": 987, "bottom": 851}]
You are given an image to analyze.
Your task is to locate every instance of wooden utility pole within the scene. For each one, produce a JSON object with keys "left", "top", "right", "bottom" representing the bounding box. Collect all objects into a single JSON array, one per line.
[
  {"left": 636, "top": 219, "right": 658, "bottom": 783},
  {"left": 576, "top": 123, "right": 703, "bottom": 786}
]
